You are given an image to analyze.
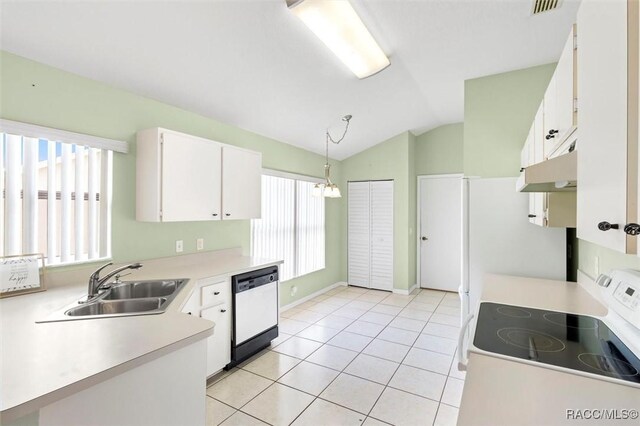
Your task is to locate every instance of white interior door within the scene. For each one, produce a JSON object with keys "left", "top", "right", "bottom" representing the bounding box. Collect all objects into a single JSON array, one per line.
[
  {"left": 419, "top": 176, "right": 463, "bottom": 292},
  {"left": 370, "top": 181, "right": 394, "bottom": 291},
  {"left": 348, "top": 182, "right": 371, "bottom": 288}
]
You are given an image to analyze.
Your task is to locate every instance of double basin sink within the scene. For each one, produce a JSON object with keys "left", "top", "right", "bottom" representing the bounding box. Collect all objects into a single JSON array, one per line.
[{"left": 38, "top": 279, "right": 188, "bottom": 322}]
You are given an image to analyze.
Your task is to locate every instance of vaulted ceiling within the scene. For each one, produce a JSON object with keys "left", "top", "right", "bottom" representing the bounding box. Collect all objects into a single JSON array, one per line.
[{"left": 0, "top": 0, "right": 580, "bottom": 159}]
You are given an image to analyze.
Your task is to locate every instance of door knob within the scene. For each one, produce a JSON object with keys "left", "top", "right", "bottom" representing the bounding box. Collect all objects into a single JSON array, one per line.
[
  {"left": 598, "top": 221, "right": 619, "bottom": 231},
  {"left": 421, "top": 236, "right": 428, "bottom": 241},
  {"left": 624, "top": 223, "right": 640, "bottom": 236}
]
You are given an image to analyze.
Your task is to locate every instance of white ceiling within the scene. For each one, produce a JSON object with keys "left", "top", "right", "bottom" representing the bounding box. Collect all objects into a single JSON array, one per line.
[{"left": 0, "top": 0, "right": 580, "bottom": 160}]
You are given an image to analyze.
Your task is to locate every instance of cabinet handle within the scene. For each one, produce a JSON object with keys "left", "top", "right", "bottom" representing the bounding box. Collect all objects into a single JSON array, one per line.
[
  {"left": 187, "top": 312, "right": 192, "bottom": 315},
  {"left": 545, "top": 134, "right": 555, "bottom": 140},
  {"left": 598, "top": 221, "right": 619, "bottom": 231},
  {"left": 421, "top": 236, "right": 428, "bottom": 241},
  {"left": 214, "top": 291, "right": 220, "bottom": 295},
  {"left": 548, "top": 129, "right": 559, "bottom": 135},
  {"left": 225, "top": 213, "right": 231, "bottom": 217},
  {"left": 545, "top": 129, "right": 559, "bottom": 140},
  {"left": 528, "top": 214, "right": 537, "bottom": 218},
  {"left": 212, "top": 213, "right": 218, "bottom": 217},
  {"left": 624, "top": 223, "right": 640, "bottom": 236},
  {"left": 220, "top": 309, "right": 227, "bottom": 313}
]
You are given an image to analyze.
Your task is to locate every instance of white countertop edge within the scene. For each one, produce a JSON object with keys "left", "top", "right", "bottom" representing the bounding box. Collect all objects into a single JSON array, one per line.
[{"left": 1, "top": 324, "right": 213, "bottom": 423}]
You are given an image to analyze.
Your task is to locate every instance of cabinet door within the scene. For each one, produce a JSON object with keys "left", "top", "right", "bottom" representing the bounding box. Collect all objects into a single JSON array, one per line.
[
  {"left": 201, "top": 304, "right": 231, "bottom": 376},
  {"left": 529, "top": 193, "right": 546, "bottom": 227},
  {"left": 542, "top": 74, "right": 558, "bottom": 159},
  {"left": 521, "top": 125, "right": 533, "bottom": 169},
  {"left": 161, "top": 132, "right": 222, "bottom": 221},
  {"left": 555, "top": 26, "right": 576, "bottom": 145},
  {"left": 577, "top": 0, "right": 630, "bottom": 253},
  {"left": 532, "top": 104, "right": 545, "bottom": 165},
  {"left": 181, "top": 290, "right": 201, "bottom": 316},
  {"left": 221, "top": 146, "right": 262, "bottom": 220}
]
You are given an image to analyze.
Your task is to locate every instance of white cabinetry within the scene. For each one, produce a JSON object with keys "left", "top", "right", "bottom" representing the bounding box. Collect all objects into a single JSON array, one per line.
[
  {"left": 348, "top": 180, "right": 394, "bottom": 291},
  {"left": 222, "top": 145, "right": 262, "bottom": 220},
  {"left": 577, "top": 0, "right": 637, "bottom": 253},
  {"left": 136, "top": 128, "right": 262, "bottom": 222},
  {"left": 544, "top": 25, "right": 577, "bottom": 159},
  {"left": 180, "top": 278, "right": 232, "bottom": 377}
]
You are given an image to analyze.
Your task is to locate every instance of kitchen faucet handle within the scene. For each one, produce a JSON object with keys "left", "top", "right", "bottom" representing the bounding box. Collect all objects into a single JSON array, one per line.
[{"left": 90, "top": 262, "right": 114, "bottom": 280}]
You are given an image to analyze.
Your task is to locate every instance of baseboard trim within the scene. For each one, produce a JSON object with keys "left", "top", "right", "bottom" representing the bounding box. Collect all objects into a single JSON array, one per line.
[
  {"left": 280, "top": 281, "right": 348, "bottom": 312},
  {"left": 393, "top": 283, "right": 418, "bottom": 295}
]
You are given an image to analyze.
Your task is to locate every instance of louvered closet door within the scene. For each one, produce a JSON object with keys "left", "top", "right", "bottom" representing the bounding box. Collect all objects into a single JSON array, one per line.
[
  {"left": 370, "top": 181, "right": 394, "bottom": 291},
  {"left": 348, "top": 182, "right": 371, "bottom": 287}
]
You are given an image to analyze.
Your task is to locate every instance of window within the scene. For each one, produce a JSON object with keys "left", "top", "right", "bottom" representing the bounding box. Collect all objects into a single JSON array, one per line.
[
  {"left": 251, "top": 172, "right": 325, "bottom": 281},
  {"left": 0, "top": 119, "right": 127, "bottom": 265}
]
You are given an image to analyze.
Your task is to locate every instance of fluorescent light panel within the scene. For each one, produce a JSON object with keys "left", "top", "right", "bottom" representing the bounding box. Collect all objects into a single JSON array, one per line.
[{"left": 290, "top": 0, "right": 390, "bottom": 79}]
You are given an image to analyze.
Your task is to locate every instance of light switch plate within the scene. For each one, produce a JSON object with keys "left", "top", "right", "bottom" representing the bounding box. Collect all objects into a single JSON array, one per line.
[
  {"left": 196, "top": 238, "right": 204, "bottom": 251},
  {"left": 176, "top": 240, "right": 184, "bottom": 253}
]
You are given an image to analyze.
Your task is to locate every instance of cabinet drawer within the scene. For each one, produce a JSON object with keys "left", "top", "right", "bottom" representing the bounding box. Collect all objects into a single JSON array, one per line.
[{"left": 201, "top": 281, "right": 228, "bottom": 306}]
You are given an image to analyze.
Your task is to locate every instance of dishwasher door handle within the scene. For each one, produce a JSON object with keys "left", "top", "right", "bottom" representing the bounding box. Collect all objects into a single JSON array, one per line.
[{"left": 457, "top": 313, "right": 475, "bottom": 372}]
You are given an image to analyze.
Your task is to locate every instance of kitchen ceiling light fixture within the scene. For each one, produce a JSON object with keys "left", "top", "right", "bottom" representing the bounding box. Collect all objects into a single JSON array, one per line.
[
  {"left": 288, "top": 0, "right": 390, "bottom": 79},
  {"left": 313, "top": 115, "right": 352, "bottom": 198}
]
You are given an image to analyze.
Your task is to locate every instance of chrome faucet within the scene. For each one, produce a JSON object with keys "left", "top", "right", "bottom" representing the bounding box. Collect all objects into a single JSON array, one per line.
[{"left": 86, "top": 262, "right": 143, "bottom": 301}]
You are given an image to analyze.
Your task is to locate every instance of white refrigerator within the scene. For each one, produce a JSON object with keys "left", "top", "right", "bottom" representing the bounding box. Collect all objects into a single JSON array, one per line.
[{"left": 461, "top": 177, "right": 567, "bottom": 319}]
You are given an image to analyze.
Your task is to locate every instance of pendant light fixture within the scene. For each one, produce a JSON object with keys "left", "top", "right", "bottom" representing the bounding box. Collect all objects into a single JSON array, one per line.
[
  {"left": 313, "top": 115, "right": 352, "bottom": 198},
  {"left": 288, "top": 0, "right": 390, "bottom": 79}
]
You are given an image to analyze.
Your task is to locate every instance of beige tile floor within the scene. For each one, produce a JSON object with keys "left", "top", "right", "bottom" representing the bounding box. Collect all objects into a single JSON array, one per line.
[{"left": 206, "top": 286, "right": 464, "bottom": 426}]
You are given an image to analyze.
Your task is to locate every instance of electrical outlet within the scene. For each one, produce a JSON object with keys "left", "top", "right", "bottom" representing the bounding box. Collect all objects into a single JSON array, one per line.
[
  {"left": 290, "top": 286, "right": 298, "bottom": 297},
  {"left": 176, "top": 240, "right": 184, "bottom": 253},
  {"left": 594, "top": 256, "right": 599, "bottom": 276},
  {"left": 196, "top": 238, "right": 204, "bottom": 251}
]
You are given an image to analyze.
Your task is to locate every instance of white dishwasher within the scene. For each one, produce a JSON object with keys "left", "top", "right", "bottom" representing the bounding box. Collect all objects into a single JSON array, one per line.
[{"left": 227, "top": 265, "right": 279, "bottom": 368}]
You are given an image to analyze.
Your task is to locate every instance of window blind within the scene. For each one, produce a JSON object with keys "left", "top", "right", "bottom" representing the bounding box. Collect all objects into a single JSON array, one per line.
[
  {"left": 251, "top": 173, "right": 325, "bottom": 281},
  {"left": 1, "top": 132, "right": 114, "bottom": 265}
]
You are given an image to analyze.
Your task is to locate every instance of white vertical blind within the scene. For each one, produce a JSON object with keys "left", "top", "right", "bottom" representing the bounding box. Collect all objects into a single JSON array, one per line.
[
  {"left": 87, "top": 148, "right": 99, "bottom": 259},
  {"left": 47, "top": 141, "right": 57, "bottom": 261},
  {"left": 74, "top": 146, "right": 85, "bottom": 261},
  {"left": 251, "top": 173, "right": 325, "bottom": 281},
  {"left": 23, "top": 137, "right": 39, "bottom": 253},
  {"left": 60, "top": 143, "right": 73, "bottom": 263},
  {"left": 1, "top": 132, "right": 113, "bottom": 265},
  {"left": 5, "top": 134, "right": 21, "bottom": 255},
  {"left": 251, "top": 175, "right": 296, "bottom": 280},
  {"left": 296, "top": 180, "right": 325, "bottom": 276},
  {"left": 99, "top": 151, "right": 113, "bottom": 259}
]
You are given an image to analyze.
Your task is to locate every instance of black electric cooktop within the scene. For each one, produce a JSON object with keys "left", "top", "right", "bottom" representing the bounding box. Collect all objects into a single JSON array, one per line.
[{"left": 474, "top": 302, "right": 640, "bottom": 385}]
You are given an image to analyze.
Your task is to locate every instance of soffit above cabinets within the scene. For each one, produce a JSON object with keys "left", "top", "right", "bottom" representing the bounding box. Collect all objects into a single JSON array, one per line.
[{"left": 0, "top": 0, "right": 579, "bottom": 160}]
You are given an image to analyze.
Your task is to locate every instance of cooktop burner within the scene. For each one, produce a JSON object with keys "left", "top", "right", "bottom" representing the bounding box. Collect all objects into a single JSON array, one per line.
[{"left": 474, "top": 302, "right": 640, "bottom": 384}]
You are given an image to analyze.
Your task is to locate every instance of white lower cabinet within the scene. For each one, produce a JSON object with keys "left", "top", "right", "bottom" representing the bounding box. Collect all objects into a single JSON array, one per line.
[
  {"left": 181, "top": 278, "right": 232, "bottom": 377},
  {"left": 201, "top": 304, "right": 231, "bottom": 376}
]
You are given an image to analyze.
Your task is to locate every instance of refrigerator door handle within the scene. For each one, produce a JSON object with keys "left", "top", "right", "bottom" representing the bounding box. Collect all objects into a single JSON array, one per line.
[{"left": 457, "top": 313, "right": 475, "bottom": 372}]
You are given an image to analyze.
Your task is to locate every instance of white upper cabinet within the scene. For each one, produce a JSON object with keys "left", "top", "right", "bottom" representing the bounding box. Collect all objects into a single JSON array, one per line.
[
  {"left": 221, "top": 145, "right": 262, "bottom": 220},
  {"left": 544, "top": 25, "right": 577, "bottom": 159},
  {"left": 577, "top": 0, "right": 636, "bottom": 253},
  {"left": 161, "top": 132, "right": 222, "bottom": 222},
  {"left": 136, "top": 128, "right": 262, "bottom": 222}
]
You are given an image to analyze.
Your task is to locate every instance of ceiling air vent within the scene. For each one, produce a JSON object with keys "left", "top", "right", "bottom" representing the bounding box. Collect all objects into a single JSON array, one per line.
[{"left": 532, "top": 0, "right": 563, "bottom": 15}]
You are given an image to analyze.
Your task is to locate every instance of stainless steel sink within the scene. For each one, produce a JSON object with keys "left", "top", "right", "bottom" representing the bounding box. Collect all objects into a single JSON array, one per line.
[
  {"left": 65, "top": 298, "right": 167, "bottom": 316},
  {"left": 102, "top": 279, "right": 185, "bottom": 300},
  {"left": 37, "top": 278, "right": 189, "bottom": 323}
]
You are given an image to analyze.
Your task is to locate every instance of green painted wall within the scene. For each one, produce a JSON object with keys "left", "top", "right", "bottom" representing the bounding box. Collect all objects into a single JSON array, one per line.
[
  {"left": 0, "top": 51, "right": 341, "bottom": 306},
  {"left": 339, "top": 131, "right": 416, "bottom": 291},
  {"left": 464, "top": 63, "right": 556, "bottom": 177},
  {"left": 415, "top": 123, "right": 464, "bottom": 175}
]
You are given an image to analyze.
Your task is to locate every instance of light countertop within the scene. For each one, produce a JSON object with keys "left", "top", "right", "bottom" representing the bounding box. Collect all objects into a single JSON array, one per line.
[
  {"left": 458, "top": 273, "right": 639, "bottom": 426},
  {"left": 0, "top": 249, "right": 282, "bottom": 423}
]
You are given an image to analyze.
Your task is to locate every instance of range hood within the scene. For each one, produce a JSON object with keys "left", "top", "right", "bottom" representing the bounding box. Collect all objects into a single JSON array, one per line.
[{"left": 516, "top": 150, "right": 577, "bottom": 192}]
